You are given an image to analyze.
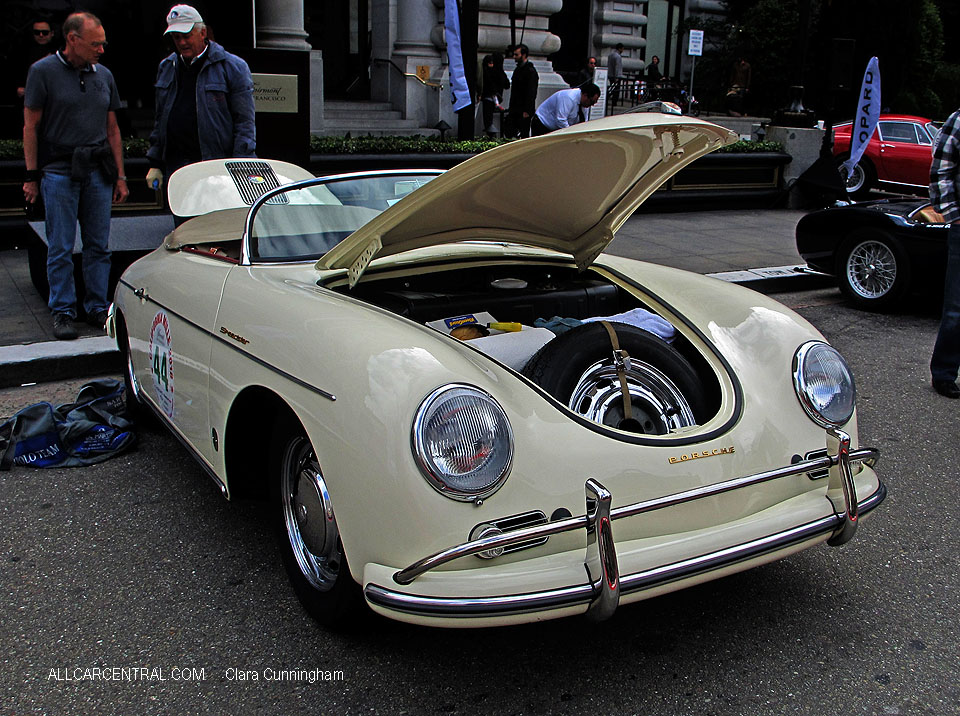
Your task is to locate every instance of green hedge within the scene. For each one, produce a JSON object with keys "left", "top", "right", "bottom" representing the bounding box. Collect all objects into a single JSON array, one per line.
[
  {"left": 715, "top": 139, "right": 785, "bottom": 153},
  {"left": 309, "top": 135, "right": 784, "bottom": 155},
  {"left": 309, "top": 135, "right": 508, "bottom": 154},
  {"left": 0, "top": 137, "right": 152, "bottom": 160},
  {"left": 0, "top": 135, "right": 783, "bottom": 161}
]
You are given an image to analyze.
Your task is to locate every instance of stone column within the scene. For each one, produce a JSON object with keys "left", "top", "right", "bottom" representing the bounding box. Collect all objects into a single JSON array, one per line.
[
  {"left": 593, "top": 0, "right": 647, "bottom": 75},
  {"left": 767, "top": 126, "right": 826, "bottom": 208},
  {"left": 370, "top": 0, "right": 396, "bottom": 103},
  {"left": 391, "top": 0, "right": 444, "bottom": 129},
  {"left": 429, "top": 0, "right": 567, "bottom": 131},
  {"left": 254, "top": 0, "right": 311, "bottom": 50}
]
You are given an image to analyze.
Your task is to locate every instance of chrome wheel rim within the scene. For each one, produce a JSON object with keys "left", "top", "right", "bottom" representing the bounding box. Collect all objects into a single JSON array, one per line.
[
  {"left": 125, "top": 338, "right": 141, "bottom": 401},
  {"left": 846, "top": 239, "right": 897, "bottom": 299},
  {"left": 840, "top": 162, "right": 865, "bottom": 193},
  {"left": 568, "top": 359, "right": 697, "bottom": 434},
  {"left": 281, "top": 437, "right": 341, "bottom": 591}
]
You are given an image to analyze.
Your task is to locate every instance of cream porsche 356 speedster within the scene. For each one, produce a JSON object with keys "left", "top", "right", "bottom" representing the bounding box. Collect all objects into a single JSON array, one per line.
[{"left": 109, "top": 114, "right": 885, "bottom": 628}]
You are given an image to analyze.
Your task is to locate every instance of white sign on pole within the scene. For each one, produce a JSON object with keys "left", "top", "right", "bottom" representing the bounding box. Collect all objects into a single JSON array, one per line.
[
  {"left": 688, "top": 30, "right": 704, "bottom": 57},
  {"left": 591, "top": 67, "right": 608, "bottom": 120}
]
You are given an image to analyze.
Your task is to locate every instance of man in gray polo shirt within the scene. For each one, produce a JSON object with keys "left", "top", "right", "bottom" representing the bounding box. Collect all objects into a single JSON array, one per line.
[{"left": 22, "top": 11, "right": 128, "bottom": 340}]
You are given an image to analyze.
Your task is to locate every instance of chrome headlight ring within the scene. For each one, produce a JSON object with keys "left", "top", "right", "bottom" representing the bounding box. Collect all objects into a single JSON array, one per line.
[
  {"left": 412, "top": 384, "right": 514, "bottom": 502},
  {"left": 792, "top": 341, "right": 857, "bottom": 429}
]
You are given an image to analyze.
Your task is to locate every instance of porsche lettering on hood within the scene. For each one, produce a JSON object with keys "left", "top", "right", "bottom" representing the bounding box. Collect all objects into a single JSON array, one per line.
[{"left": 315, "top": 114, "right": 737, "bottom": 285}]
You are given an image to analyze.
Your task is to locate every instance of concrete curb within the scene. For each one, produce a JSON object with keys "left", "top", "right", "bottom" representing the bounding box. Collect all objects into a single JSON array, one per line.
[
  {"left": 706, "top": 264, "right": 837, "bottom": 293},
  {"left": 0, "top": 337, "right": 122, "bottom": 389}
]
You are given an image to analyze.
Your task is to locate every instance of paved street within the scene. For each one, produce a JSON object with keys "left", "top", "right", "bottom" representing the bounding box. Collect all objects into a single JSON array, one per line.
[{"left": 1, "top": 284, "right": 957, "bottom": 715}]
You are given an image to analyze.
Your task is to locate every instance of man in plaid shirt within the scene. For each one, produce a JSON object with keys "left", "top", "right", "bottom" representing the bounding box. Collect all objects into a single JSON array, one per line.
[{"left": 930, "top": 108, "right": 960, "bottom": 398}]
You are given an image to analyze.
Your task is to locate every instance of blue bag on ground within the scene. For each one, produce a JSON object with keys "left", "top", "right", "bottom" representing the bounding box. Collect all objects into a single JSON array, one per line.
[{"left": 0, "top": 379, "right": 136, "bottom": 470}]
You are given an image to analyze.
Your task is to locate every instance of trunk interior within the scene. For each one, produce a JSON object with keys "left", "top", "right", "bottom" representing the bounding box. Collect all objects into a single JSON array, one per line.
[{"left": 326, "top": 259, "right": 723, "bottom": 434}]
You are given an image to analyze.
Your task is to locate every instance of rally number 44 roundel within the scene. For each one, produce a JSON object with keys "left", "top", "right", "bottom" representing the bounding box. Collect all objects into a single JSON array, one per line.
[{"left": 148, "top": 311, "right": 175, "bottom": 419}]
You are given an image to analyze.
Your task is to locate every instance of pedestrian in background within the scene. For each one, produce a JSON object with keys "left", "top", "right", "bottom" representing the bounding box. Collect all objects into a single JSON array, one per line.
[
  {"left": 531, "top": 83, "right": 600, "bottom": 136},
  {"left": 725, "top": 57, "right": 752, "bottom": 117},
  {"left": 607, "top": 43, "right": 624, "bottom": 105},
  {"left": 506, "top": 43, "right": 538, "bottom": 139},
  {"left": 16, "top": 18, "right": 57, "bottom": 101},
  {"left": 479, "top": 52, "right": 509, "bottom": 137},
  {"left": 22, "top": 11, "right": 128, "bottom": 340},
  {"left": 929, "top": 107, "right": 960, "bottom": 398},
  {"left": 646, "top": 55, "right": 662, "bottom": 84},
  {"left": 145, "top": 4, "right": 256, "bottom": 197},
  {"left": 570, "top": 56, "right": 597, "bottom": 88}
]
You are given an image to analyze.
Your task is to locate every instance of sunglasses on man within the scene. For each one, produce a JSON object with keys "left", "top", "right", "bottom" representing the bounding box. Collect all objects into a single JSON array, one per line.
[{"left": 34, "top": 29, "right": 51, "bottom": 36}]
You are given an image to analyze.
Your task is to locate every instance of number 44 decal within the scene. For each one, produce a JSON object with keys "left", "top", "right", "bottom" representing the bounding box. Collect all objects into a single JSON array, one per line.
[
  {"left": 153, "top": 346, "right": 169, "bottom": 391},
  {"left": 148, "top": 311, "right": 175, "bottom": 418}
]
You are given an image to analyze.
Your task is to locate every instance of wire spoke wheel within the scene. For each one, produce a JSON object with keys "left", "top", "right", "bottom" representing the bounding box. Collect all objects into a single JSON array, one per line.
[{"left": 845, "top": 239, "right": 898, "bottom": 300}]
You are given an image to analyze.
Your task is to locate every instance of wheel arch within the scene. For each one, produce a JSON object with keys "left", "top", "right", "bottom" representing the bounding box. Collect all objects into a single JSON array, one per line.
[
  {"left": 836, "top": 152, "right": 877, "bottom": 197},
  {"left": 223, "top": 386, "right": 297, "bottom": 501},
  {"left": 838, "top": 225, "right": 910, "bottom": 262}
]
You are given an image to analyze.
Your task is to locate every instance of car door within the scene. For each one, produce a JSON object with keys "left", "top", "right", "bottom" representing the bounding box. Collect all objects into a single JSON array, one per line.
[
  {"left": 125, "top": 254, "right": 233, "bottom": 468},
  {"left": 876, "top": 121, "right": 933, "bottom": 188}
]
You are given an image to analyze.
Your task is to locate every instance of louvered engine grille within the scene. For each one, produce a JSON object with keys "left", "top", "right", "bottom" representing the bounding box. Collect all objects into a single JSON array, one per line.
[{"left": 226, "top": 161, "right": 289, "bottom": 205}]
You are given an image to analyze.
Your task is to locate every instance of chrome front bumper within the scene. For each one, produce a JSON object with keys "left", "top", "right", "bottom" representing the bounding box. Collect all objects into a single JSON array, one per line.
[{"left": 364, "top": 429, "right": 884, "bottom": 621}]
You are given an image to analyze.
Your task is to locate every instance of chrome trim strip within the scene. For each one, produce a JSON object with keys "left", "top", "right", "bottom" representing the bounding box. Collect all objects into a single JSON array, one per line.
[
  {"left": 117, "top": 281, "right": 336, "bottom": 402},
  {"left": 393, "top": 514, "right": 588, "bottom": 585},
  {"left": 364, "top": 482, "right": 886, "bottom": 619},
  {"left": 365, "top": 582, "right": 594, "bottom": 616},
  {"left": 392, "top": 445, "right": 879, "bottom": 585}
]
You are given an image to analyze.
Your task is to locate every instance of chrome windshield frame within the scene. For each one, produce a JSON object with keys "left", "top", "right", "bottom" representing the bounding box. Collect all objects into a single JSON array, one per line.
[{"left": 239, "top": 169, "right": 445, "bottom": 266}]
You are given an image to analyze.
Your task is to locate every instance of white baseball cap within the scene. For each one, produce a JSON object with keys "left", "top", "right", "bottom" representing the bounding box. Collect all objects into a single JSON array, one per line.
[{"left": 165, "top": 4, "right": 203, "bottom": 34}]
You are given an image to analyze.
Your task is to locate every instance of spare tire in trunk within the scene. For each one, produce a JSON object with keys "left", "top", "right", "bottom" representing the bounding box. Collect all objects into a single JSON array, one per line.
[{"left": 521, "top": 322, "right": 705, "bottom": 434}]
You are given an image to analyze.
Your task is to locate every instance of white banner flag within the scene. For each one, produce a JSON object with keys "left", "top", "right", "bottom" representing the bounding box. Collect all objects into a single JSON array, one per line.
[
  {"left": 444, "top": 0, "right": 472, "bottom": 112},
  {"left": 844, "top": 57, "right": 881, "bottom": 176}
]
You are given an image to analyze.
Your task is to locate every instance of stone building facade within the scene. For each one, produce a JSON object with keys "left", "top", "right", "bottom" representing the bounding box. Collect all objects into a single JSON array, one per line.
[{"left": 257, "top": 0, "right": 727, "bottom": 135}]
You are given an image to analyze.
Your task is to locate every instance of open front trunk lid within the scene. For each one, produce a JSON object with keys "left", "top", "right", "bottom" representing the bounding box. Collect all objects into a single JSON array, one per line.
[{"left": 316, "top": 113, "right": 737, "bottom": 285}]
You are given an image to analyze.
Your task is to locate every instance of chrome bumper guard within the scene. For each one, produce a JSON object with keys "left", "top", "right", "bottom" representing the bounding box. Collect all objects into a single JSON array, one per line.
[{"left": 368, "top": 429, "right": 882, "bottom": 621}]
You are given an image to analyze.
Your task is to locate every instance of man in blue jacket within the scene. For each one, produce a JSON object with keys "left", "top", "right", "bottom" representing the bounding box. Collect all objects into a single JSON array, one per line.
[{"left": 145, "top": 5, "right": 255, "bottom": 194}]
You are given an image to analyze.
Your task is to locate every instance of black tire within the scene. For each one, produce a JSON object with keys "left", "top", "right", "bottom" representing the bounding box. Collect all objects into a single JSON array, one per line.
[
  {"left": 522, "top": 322, "right": 706, "bottom": 434},
  {"left": 836, "top": 229, "right": 910, "bottom": 311},
  {"left": 116, "top": 313, "right": 153, "bottom": 425},
  {"left": 270, "top": 415, "right": 363, "bottom": 628},
  {"left": 837, "top": 154, "right": 876, "bottom": 198}
]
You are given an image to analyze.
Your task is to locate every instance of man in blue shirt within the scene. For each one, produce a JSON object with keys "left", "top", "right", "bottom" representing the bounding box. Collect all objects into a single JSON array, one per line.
[
  {"left": 531, "top": 84, "right": 600, "bottom": 136},
  {"left": 929, "top": 108, "right": 960, "bottom": 398},
  {"left": 145, "top": 5, "right": 256, "bottom": 194}
]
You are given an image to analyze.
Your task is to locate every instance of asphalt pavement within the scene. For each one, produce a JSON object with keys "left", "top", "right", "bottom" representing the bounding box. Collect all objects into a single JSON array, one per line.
[
  {"left": 0, "top": 208, "right": 831, "bottom": 389},
  {"left": 1, "top": 286, "right": 956, "bottom": 715}
]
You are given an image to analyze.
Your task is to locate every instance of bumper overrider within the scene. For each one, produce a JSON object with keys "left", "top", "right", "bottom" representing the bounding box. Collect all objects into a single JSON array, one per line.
[{"left": 364, "top": 429, "right": 885, "bottom": 622}]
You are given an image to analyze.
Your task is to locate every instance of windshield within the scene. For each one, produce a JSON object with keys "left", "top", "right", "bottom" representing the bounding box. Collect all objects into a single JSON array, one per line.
[{"left": 249, "top": 172, "right": 440, "bottom": 262}]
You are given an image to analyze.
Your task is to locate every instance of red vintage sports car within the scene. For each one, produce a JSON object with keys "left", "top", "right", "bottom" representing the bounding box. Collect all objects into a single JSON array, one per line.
[{"left": 834, "top": 114, "right": 939, "bottom": 197}]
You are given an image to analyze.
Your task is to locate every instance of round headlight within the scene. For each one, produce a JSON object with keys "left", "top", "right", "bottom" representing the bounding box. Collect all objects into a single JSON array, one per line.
[
  {"left": 792, "top": 341, "right": 856, "bottom": 428},
  {"left": 412, "top": 385, "right": 514, "bottom": 501}
]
